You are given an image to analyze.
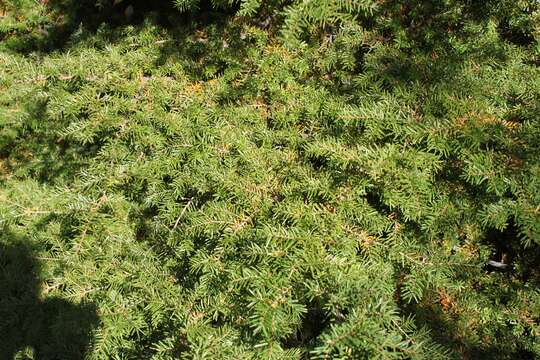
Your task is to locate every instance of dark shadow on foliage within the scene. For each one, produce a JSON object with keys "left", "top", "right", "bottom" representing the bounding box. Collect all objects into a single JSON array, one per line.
[
  {"left": 483, "top": 219, "right": 540, "bottom": 284},
  {"left": 407, "top": 300, "right": 536, "bottom": 359},
  {"left": 0, "top": 230, "right": 99, "bottom": 359},
  {"left": 309, "top": 0, "right": 515, "bottom": 97},
  {"left": 151, "top": 12, "right": 248, "bottom": 83},
  {"left": 1, "top": 0, "right": 239, "bottom": 54},
  {"left": 282, "top": 301, "right": 329, "bottom": 350},
  {"left": 0, "top": 97, "right": 100, "bottom": 184},
  {"left": 1, "top": 0, "right": 174, "bottom": 53},
  {"left": 398, "top": 219, "right": 540, "bottom": 359}
]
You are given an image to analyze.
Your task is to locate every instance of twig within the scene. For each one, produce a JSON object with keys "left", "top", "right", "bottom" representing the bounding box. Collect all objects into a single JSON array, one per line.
[{"left": 173, "top": 197, "right": 193, "bottom": 229}]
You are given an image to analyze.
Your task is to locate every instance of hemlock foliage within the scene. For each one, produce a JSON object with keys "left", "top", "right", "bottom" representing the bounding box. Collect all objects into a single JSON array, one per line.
[{"left": 1, "top": 0, "right": 539, "bottom": 358}]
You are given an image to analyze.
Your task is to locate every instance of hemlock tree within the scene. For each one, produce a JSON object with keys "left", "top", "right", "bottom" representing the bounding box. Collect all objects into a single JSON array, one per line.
[{"left": 0, "top": 0, "right": 539, "bottom": 358}]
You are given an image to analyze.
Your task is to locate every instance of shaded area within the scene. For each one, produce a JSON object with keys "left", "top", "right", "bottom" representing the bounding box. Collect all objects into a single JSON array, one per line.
[
  {"left": 483, "top": 220, "right": 540, "bottom": 283},
  {"left": 398, "top": 220, "right": 540, "bottom": 359},
  {"left": 0, "top": 0, "right": 239, "bottom": 54},
  {"left": 282, "top": 301, "right": 329, "bottom": 349},
  {"left": 0, "top": 97, "right": 101, "bottom": 185},
  {"left": 408, "top": 301, "right": 536, "bottom": 360},
  {"left": 0, "top": 0, "right": 176, "bottom": 53},
  {"left": 0, "top": 230, "right": 99, "bottom": 359}
]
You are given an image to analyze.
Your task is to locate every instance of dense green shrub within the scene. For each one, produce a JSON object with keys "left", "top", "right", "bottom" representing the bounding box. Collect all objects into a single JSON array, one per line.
[{"left": 1, "top": 0, "right": 539, "bottom": 358}]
